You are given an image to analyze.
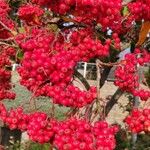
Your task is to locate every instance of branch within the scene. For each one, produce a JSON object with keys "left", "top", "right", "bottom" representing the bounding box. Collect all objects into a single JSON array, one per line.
[
  {"left": 100, "top": 66, "right": 112, "bottom": 88},
  {"left": 99, "top": 60, "right": 120, "bottom": 88},
  {"left": 0, "top": 37, "right": 14, "bottom": 41},
  {"left": 0, "top": 20, "right": 12, "bottom": 32},
  {"left": 0, "top": 42, "right": 18, "bottom": 48},
  {"left": 98, "top": 60, "right": 120, "bottom": 67},
  {"left": 74, "top": 69, "right": 90, "bottom": 90},
  {"left": 96, "top": 59, "right": 101, "bottom": 100},
  {"left": 84, "top": 60, "right": 102, "bottom": 121},
  {"left": 105, "top": 88, "right": 124, "bottom": 116},
  {"left": 0, "top": 20, "right": 17, "bottom": 35}
]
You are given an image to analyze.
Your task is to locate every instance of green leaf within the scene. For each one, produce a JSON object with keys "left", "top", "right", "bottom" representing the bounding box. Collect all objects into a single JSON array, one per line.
[
  {"left": 18, "top": 27, "right": 25, "bottom": 33},
  {"left": 122, "top": 6, "right": 129, "bottom": 16},
  {"left": 17, "top": 50, "right": 24, "bottom": 60}
]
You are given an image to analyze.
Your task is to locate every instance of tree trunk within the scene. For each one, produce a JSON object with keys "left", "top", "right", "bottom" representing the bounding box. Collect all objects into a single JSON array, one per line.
[{"left": 0, "top": 127, "right": 22, "bottom": 148}]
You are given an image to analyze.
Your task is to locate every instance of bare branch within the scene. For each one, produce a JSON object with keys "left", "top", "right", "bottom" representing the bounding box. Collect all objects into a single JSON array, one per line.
[
  {"left": 96, "top": 59, "right": 101, "bottom": 100},
  {"left": 0, "top": 42, "right": 18, "bottom": 48},
  {"left": 0, "top": 20, "right": 13, "bottom": 33},
  {"left": 0, "top": 20, "right": 17, "bottom": 35},
  {"left": 105, "top": 88, "right": 124, "bottom": 116},
  {"left": 99, "top": 60, "right": 120, "bottom": 67},
  {"left": 74, "top": 69, "right": 90, "bottom": 90}
]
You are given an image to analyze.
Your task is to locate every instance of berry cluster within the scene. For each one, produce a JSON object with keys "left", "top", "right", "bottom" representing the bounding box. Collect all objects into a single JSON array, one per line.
[
  {"left": 0, "top": 104, "right": 119, "bottom": 149},
  {"left": 17, "top": 28, "right": 112, "bottom": 107},
  {"left": 0, "top": 105, "right": 29, "bottom": 130},
  {"left": 32, "top": 0, "right": 51, "bottom": 6},
  {"left": 0, "top": 0, "right": 150, "bottom": 148},
  {"left": 0, "top": 16, "right": 15, "bottom": 39},
  {"left": 70, "top": 29, "right": 111, "bottom": 59},
  {"left": 0, "top": 0, "right": 10, "bottom": 15},
  {"left": 94, "top": 121, "right": 119, "bottom": 150},
  {"left": 54, "top": 118, "right": 94, "bottom": 150},
  {"left": 115, "top": 50, "right": 150, "bottom": 101},
  {"left": 18, "top": 4, "right": 44, "bottom": 24},
  {"left": 54, "top": 118, "right": 119, "bottom": 150},
  {"left": 5, "top": 47, "right": 16, "bottom": 57},
  {"left": 45, "top": 85, "right": 97, "bottom": 107},
  {"left": 0, "top": 47, "right": 16, "bottom": 100},
  {"left": 0, "top": 104, "right": 56, "bottom": 143},
  {"left": 0, "top": 0, "right": 15, "bottom": 39},
  {"left": 32, "top": 0, "right": 122, "bottom": 31},
  {"left": 17, "top": 31, "right": 55, "bottom": 91},
  {"left": 125, "top": 108, "right": 150, "bottom": 133},
  {"left": 128, "top": 0, "right": 150, "bottom": 21},
  {"left": 31, "top": 0, "right": 122, "bottom": 31},
  {"left": 27, "top": 112, "right": 57, "bottom": 144},
  {"left": 0, "top": 106, "right": 47, "bottom": 144}
]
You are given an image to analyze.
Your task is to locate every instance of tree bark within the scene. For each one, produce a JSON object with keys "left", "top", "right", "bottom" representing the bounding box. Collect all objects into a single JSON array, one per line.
[{"left": 0, "top": 127, "right": 22, "bottom": 147}]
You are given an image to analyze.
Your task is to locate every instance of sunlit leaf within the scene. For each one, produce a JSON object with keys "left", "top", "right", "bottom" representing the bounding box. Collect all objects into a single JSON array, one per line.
[{"left": 122, "top": 6, "right": 129, "bottom": 16}]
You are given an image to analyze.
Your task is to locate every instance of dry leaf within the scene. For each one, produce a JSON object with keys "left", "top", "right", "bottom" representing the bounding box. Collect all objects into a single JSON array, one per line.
[
  {"left": 136, "top": 21, "right": 150, "bottom": 46},
  {"left": 61, "top": 16, "right": 76, "bottom": 23}
]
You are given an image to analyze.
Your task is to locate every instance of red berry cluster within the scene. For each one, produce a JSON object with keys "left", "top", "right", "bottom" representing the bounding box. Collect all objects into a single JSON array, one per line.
[
  {"left": 0, "top": 0, "right": 15, "bottom": 39},
  {"left": 4, "top": 47, "right": 16, "bottom": 57},
  {"left": 70, "top": 29, "right": 110, "bottom": 59},
  {"left": 0, "top": 105, "right": 29, "bottom": 131},
  {"left": 0, "top": 104, "right": 57, "bottom": 143},
  {"left": 0, "top": 0, "right": 10, "bottom": 15},
  {"left": 115, "top": 50, "right": 150, "bottom": 101},
  {"left": 54, "top": 118, "right": 119, "bottom": 150},
  {"left": 94, "top": 121, "right": 119, "bottom": 150},
  {"left": 27, "top": 112, "right": 57, "bottom": 144},
  {"left": 0, "top": 69, "right": 15, "bottom": 100},
  {"left": 54, "top": 118, "right": 94, "bottom": 150},
  {"left": 0, "top": 16, "right": 15, "bottom": 39},
  {"left": 31, "top": 0, "right": 138, "bottom": 33},
  {"left": 45, "top": 85, "right": 97, "bottom": 107},
  {"left": 0, "top": 47, "right": 16, "bottom": 100},
  {"left": 0, "top": 104, "right": 119, "bottom": 148},
  {"left": 18, "top": 32, "right": 55, "bottom": 91},
  {"left": 128, "top": 0, "right": 150, "bottom": 21},
  {"left": 32, "top": 0, "right": 51, "bottom": 6},
  {"left": 125, "top": 108, "right": 150, "bottom": 133},
  {"left": 18, "top": 4, "right": 44, "bottom": 24},
  {"left": 31, "top": 0, "right": 122, "bottom": 31},
  {"left": 17, "top": 28, "right": 112, "bottom": 107}
]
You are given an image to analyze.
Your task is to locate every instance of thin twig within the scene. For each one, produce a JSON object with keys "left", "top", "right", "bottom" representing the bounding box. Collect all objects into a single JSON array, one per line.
[
  {"left": 29, "top": 87, "right": 39, "bottom": 111},
  {"left": 98, "top": 60, "right": 120, "bottom": 67},
  {"left": 96, "top": 59, "right": 103, "bottom": 120},
  {"left": 121, "top": 13, "right": 131, "bottom": 24},
  {"left": 50, "top": 102, "right": 55, "bottom": 118},
  {"left": 0, "top": 20, "right": 14, "bottom": 33},
  {"left": 50, "top": 30, "right": 60, "bottom": 51},
  {"left": 0, "top": 37, "right": 14, "bottom": 41},
  {"left": 96, "top": 59, "right": 101, "bottom": 100},
  {"left": 0, "top": 42, "right": 18, "bottom": 48}
]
